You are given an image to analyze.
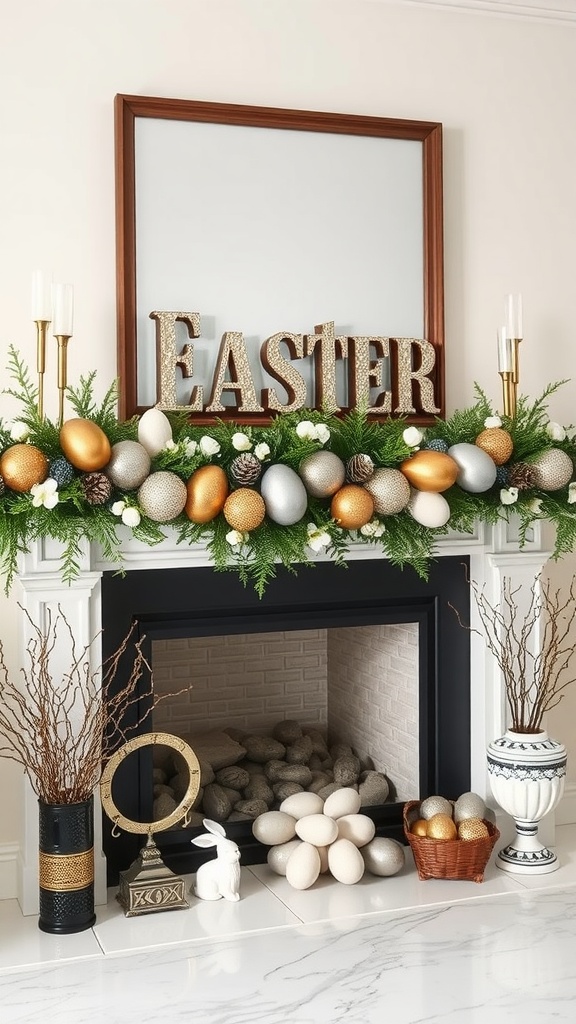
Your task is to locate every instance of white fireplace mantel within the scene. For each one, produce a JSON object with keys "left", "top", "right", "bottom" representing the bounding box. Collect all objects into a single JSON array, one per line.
[{"left": 14, "top": 519, "right": 550, "bottom": 915}]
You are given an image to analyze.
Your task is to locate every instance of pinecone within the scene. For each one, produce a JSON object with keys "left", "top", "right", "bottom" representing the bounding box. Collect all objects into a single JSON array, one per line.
[
  {"left": 423, "top": 438, "right": 449, "bottom": 454},
  {"left": 346, "top": 454, "right": 374, "bottom": 484},
  {"left": 81, "top": 471, "right": 113, "bottom": 505},
  {"left": 230, "top": 453, "right": 262, "bottom": 486},
  {"left": 49, "top": 457, "right": 75, "bottom": 488},
  {"left": 507, "top": 462, "right": 537, "bottom": 491}
]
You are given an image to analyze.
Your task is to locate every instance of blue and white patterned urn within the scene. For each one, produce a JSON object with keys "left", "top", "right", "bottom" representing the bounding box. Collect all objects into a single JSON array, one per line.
[{"left": 487, "top": 730, "right": 566, "bottom": 874}]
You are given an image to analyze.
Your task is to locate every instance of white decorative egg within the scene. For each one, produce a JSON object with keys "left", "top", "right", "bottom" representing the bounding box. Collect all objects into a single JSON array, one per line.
[
  {"left": 267, "top": 839, "right": 302, "bottom": 876},
  {"left": 260, "top": 464, "right": 308, "bottom": 525},
  {"left": 285, "top": 841, "right": 322, "bottom": 890},
  {"left": 327, "top": 838, "right": 365, "bottom": 884},
  {"left": 447, "top": 443, "right": 497, "bottom": 493},
  {"left": 323, "top": 787, "right": 361, "bottom": 819},
  {"left": 280, "top": 792, "right": 325, "bottom": 819},
  {"left": 252, "top": 810, "right": 297, "bottom": 846},
  {"left": 361, "top": 837, "right": 405, "bottom": 877},
  {"left": 137, "top": 408, "right": 173, "bottom": 457},
  {"left": 295, "top": 813, "right": 338, "bottom": 847},
  {"left": 409, "top": 489, "right": 451, "bottom": 528},
  {"left": 336, "top": 813, "right": 376, "bottom": 848},
  {"left": 317, "top": 845, "right": 330, "bottom": 873}
]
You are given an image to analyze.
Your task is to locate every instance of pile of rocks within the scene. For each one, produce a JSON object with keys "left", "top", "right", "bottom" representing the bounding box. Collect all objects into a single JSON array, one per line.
[{"left": 152, "top": 720, "right": 392, "bottom": 827}]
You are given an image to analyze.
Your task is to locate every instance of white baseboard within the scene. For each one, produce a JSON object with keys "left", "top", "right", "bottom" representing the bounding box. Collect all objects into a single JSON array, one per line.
[
  {"left": 556, "top": 784, "right": 576, "bottom": 827},
  {"left": 0, "top": 843, "right": 19, "bottom": 901}
]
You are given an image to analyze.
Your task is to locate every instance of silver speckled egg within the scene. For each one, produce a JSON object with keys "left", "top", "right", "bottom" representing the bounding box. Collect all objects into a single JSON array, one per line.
[
  {"left": 530, "top": 448, "right": 573, "bottom": 491},
  {"left": 448, "top": 443, "right": 497, "bottom": 493},
  {"left": 453, "top": 791, "right": 487, "bottom": 824},
  {"left": 419, "top": 795, "right": 453, "bottom": 820},
  {"left": 364, "top": 468, "right": 411, "bottom": 515},
  {"left": 105, "top": 440, "right": 151, "bottom": 490},
  {"left": 260, "top": 464, "right": 308, "bottom": 524},
  {"left": 137, "top": 471, "right": 187, "bottom": 522},
  {"left": 299, "top": 451, "right": 345, "bottom": 498},
  {"left": 361, "top": 837, "right": 405, "bottom": 877}
]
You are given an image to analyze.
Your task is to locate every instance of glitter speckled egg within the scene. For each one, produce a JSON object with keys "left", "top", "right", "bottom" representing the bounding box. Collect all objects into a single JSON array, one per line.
[
  {"left": 137, "top": 471, "right": 187, "bottom": 522},
  {"left": 0, "top": 444, "right": 48, "bottom": 492},
  {"left": 361, "top": 837, "right": 405, "bottom": 876},
  {"left": 530, "top": 448, "right": 573, "bottom": 491},
  {"left": 400, "top": 450, "right": 459, "bottom": 492},
  {"left": 299, "top": 451, "right": 345, "bottom": 498},
  {"left": 59, "top": 418, "right": 111, "bottom": 472},
  {"left": 105, "top": 440, "right": 151, "bottom": 490},
  {"left": 419, "top": 795, "right": 453, "bottom": 820},
  {"left": 475, "top": 427, "right": 513, "bottom": 466},
  {"left": 223, "top": 488, "right": 266, "bottom": 532},
  {"left": 330, "top": 485, "right": 374, "bottom": 529},
  {"left": 454, "top": 791, "right": 486, "bottom": 824},
  {"left": 260, "top": 464, "right": 308, "bottom": 525},
  {"left": 185, "top": 465, "right": 229, "bottom": 523},
  {"left": 267, "top": 839, "right": 302, "bottom": 876},
  {"left": 447, "top": 443, "right": 497, "bottom": 493},
  {"left": 458, "top": 818, "right": 490, "bottom": 841},
  {"left": 364, "top": 468, "right": 411, "bottom": 515},
  {"left": 426, "top": 813, "right": 457, "bottom": 840}
]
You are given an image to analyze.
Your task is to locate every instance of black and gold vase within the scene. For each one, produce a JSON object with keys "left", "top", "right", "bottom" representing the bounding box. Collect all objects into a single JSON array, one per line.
[{"left": 38, "top": 797, "right": 96, "bottom": 934}]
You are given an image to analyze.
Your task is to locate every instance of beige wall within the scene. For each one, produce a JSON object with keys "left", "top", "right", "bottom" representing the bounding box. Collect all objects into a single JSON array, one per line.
[{"left": 2, "top": 0, "right": 576, "bottom": 848}]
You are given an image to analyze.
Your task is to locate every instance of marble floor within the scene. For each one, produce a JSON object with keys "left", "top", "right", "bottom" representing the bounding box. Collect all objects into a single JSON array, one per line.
[{"left": 3, "top": 826, "right": 576, "bottom": 1023}]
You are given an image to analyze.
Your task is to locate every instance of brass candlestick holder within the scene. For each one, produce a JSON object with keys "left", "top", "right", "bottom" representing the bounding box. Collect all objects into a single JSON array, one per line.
[
  {"left": 499, "top": 370, "right": 517, "bottom": 419},
  {"left": 55, "top": 334, "right": 71, "bottom": 427},
  {"left": 35, "top": 320, "right": 50, "bottom": 420}
]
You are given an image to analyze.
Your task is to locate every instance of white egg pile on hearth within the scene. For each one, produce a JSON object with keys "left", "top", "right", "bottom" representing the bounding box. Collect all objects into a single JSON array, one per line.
[{"left": 252, "top": 787, "right": 404, "bottom": 889}]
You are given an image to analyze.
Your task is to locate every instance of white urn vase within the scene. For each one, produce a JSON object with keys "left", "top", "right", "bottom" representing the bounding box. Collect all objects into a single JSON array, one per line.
[{"left": 487, "top": 729, "right": 566, "bottom": 874}]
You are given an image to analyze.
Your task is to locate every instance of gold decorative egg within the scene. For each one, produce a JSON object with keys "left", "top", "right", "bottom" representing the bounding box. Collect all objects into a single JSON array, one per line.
[
  {"left": 223, "top": 488, "right": 266, "bottom": 532},
  {"left": 0, "top": 444, "right": 48, "bottom": 492},
  {"left": 458, "top": 818, "right": 490, "bottom": 841},
  {"left": 399, "top": 450, "right": 459, "bottom": 492},
  {"left": 59, "top": 418, "right": 111, "bottom": 472},
  {"left": 330, "top": 485, "right": 374, "bottom": 529},
  {"left": 411, "top": 818, "right": 428, "bottom": 837},
  {"left": 475, "top": 427, "right": 514, "bottom": 466},
  {"left": 426, "top": 813, "right": 458, "bottom": 840},
  {"left": 185, "top": 465, "right": 229, "bottom": 523}
]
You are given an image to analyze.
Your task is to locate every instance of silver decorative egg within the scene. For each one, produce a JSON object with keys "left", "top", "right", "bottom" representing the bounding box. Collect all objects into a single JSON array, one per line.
[
  {"left": 531, "top": 449, "right": 573, "bottom": 491},
  {"left": 137, "top": 471, "right": 187, "bottom": 522},
  {"left": 299, "top": 451, "right": 345, "bottom": 498},
  {"left": 419, "top": 795, "right": 453, "bottom": 820},
  {"left": 448, "top": 443, "right": 497, "bottom": 493},
  {"left": 105, "top": 440, "right": 151, "bottom": 490},
  {"left": 364, "top": 468, "right": 411, "bottom": 515},
  {"left": 260, "top": 464, "right": 308, "bottom": 524},
  {"left": 453, "top": 791, "right": 486, "bottom": 824},
  {"left": 361, "top": 837, "right": 405, "bottom": 877}
]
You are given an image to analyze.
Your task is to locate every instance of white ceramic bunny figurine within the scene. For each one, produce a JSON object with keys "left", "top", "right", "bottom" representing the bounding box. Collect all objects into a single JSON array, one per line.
[{"left": 191, "top": 819, "right": 241, "bottom": 901}]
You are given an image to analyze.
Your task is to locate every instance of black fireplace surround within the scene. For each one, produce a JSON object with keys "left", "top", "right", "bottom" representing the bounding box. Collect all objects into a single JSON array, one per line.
[{"left": 101, "top": 556, "right": 470, "bottom": 884}]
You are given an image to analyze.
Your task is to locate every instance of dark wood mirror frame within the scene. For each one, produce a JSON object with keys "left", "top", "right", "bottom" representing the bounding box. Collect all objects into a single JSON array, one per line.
[{"left": 114, "top": 94, "right": 444, "bottom": 422}]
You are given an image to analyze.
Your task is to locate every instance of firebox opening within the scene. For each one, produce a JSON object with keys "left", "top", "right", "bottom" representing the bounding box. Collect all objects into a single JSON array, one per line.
[{"left": 101, "top": 556, "right": 470, "bottom": 884}]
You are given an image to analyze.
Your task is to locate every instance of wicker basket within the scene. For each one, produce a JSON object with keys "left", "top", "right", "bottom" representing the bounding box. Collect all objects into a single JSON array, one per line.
[{"left": 403, "top": 801, "right": 500, "bottom": 883}]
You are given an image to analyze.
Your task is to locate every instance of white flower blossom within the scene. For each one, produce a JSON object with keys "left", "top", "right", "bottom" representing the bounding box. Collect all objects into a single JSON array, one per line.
[
  {"left": 500, "top": 487, "right": 519, "bottom": 506},
  {"left": 163, "top": 439, "right": 177, "bottom": 451},
  {"left": 306, "top": 522, "right": 331, "bottom": 552},
  {"left": 10, "top": 421, "right": 29, "bottom": 442},
  {"left": 226, "top": 529, "right": 248, "bottom": 547},
  {"left": 121, "top": 506, "right": 141, "bottom": 528},
  {"left": 254, "top": 442, "right": 270, "bottom": 461},
  {"left": 568, "top": 483, "right": 576, "bottom": 505},
  {"left": 232, "top": 432, "right": 252, "bottom": 452},
  {"left": 30, "top": 478, "right": 59, "bottom": 510},
  {"left": 315, "top": 424, "right": 331, "bottom": 445},
  {"left": 546, "top": 421, "right": 566, "bottom": 442},
  {"left": 296, "top": 420, "right": 317, "bottom": 441},
  {"left": 111, "top": 500, "right": 126, "bottom": 516},
  {"left": 360, "top": 518, "right": 385, "bottom": 538},
  {"left": 184, "top": 439, "right": 198, "bottom": 457},
  {"left": 484, "top": 415, "right": 502, "bottom": 429},
  {"left": 529, "top": 497, "right": 543, "bottom": 514},
  {"left": 403, "top": 426, "right": 423, "bottom": 448},
  {"left": 199, "top": 435, "right": 221, "bottom": 457}
]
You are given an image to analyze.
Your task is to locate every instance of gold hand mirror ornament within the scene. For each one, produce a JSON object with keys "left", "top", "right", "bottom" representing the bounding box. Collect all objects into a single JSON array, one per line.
[{"left": 100, "top": 732, "right": 201, "bottom": 917}]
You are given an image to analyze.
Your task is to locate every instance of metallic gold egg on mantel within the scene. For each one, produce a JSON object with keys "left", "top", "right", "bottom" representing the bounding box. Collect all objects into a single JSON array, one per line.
[
  {"left": 0, "top": 444, "right": 48, "bottom": 492},
  {"left": 400, "top": 450, "right": 459, "bottom": 493},
  {"left": 330, "top": 484, "right": 374, "bottom": 529},
  {"left": 223, "top": 488, "right": 266, "bottom": 532},
  {"left": 59, "top": 418, "right": 111, "bottom": 472},
  {"left": 185, "top": 465, "right": 229, "bottom": 523}
]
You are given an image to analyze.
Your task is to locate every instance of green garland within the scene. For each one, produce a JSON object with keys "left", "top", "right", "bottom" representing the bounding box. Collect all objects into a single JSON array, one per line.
[{"left": 1, "top": 346, "right": 576, "bottom": 596}]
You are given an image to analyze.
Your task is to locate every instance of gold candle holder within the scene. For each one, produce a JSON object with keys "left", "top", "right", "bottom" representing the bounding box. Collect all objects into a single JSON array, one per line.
[
  {"left": 499, "top": 370, "right": 516, "bottom": 419},
  {"left": 35, "top": 319, "right": 50, "bottom": 419},
  {"left": 511, "top": 337, "right": 522, "bottom": 386},
  {"left": 55, "top": 334, "right": 71, "bottom": 427}
]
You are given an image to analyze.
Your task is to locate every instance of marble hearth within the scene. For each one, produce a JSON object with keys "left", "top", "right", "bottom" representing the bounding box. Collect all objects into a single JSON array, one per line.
[{"left": 15, "top": 519, "right": 549, "bottom": 915}]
